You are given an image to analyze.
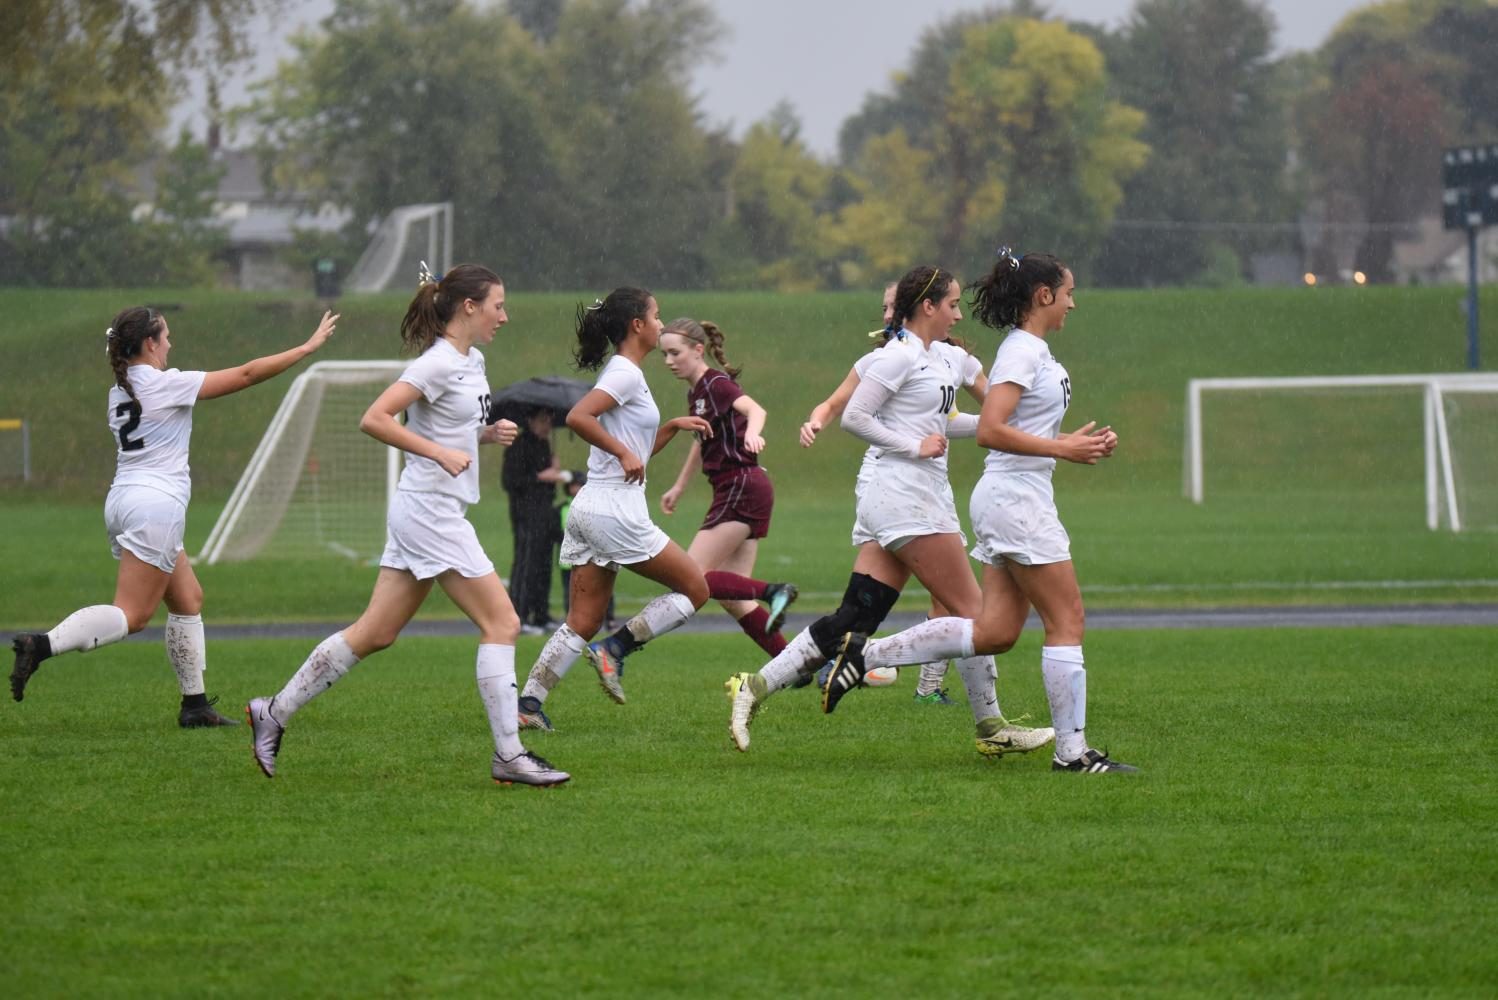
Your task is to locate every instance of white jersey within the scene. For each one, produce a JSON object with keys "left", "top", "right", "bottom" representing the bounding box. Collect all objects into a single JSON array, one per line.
[
  {"left": 586, "top": 354, "right": 660, "bottom": 488},
  {"left": 855, "top": 332, "right": 971, "bottom": 479},
  {"left": 107, "top": 365, "right": 208, "bottom": 506},
  {"left": 396, "top": 338, "right": 491, "bottom": 504},
  {"left": 985, "top": 329, "right": 1071, "bottom": 476}
]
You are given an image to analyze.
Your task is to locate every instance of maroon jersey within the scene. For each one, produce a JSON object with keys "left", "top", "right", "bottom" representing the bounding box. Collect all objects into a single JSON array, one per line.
[{"left": 687, "top": 369, "right": 758, "bottom": 476}]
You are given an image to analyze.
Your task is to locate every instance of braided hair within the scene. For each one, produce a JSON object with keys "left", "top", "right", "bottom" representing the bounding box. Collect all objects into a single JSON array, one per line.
[
  {"left": 662, "top": 317, "right": 741, "bottom": 380},
  {"left": 105, "top": 307, "right": 163, "bottom": 401}
]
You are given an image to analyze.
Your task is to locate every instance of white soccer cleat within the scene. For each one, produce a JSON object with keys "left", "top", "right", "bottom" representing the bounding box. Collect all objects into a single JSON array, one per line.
[
  {"left": 726, "top": 672, "right": 766, "bottom": 752},
  {"left": 491, "top": 749, "right": 570, "bottom": 787},
  {"left": 975, "top": 716, "right": 1056, "bottom": 757},
  {"left": 246, "top": 697, "right": 285, "bottom": 778}
]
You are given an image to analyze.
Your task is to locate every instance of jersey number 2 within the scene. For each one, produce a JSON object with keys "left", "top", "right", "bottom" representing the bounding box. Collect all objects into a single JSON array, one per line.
[{"left": 115, "top": 401, "right": 144, "bottom": 451}]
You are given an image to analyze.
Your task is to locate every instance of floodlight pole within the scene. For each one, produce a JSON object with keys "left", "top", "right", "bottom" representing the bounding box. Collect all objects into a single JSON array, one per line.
[{"left": 1466, "top": 222, "right": 1481, "bottom": 370}]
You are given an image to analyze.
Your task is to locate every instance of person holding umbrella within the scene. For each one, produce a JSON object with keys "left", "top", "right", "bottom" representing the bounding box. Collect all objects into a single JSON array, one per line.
[{"left": 501, "top": 407, "right": 567, "bottom": 634}]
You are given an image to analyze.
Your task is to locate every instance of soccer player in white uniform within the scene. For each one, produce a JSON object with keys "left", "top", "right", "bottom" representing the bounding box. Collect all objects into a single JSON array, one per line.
[
  {"left": 516, "top": 288, "right": 712, "bottom": 731},
  {"left": 8, "top": 305, "right": 338, "bottom": 727},
  {"left": 797, "top": 282, "right": 987, "bottom": 702},
  {"left": 727, "top": 265, "right": 1053, "bottom": 759},
  {"left": 824, "top": 249, "right": 1138, "bottom": 773},
  {"left": 246, "top": 264, "right": 569, "bottom": 787}
]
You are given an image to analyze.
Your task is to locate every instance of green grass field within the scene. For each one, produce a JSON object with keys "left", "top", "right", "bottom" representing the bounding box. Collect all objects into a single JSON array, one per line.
[
  {"left": 3, "top": 629, "right": 1495, "bottom": 995},
  {"left": 2, "top": 286, "right": 1496, "bottom": 995}
]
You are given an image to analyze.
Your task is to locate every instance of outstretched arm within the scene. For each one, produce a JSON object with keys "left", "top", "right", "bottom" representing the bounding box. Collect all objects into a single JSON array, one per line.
[
  {"left": 800, "top": 365, "right": 860, "bottom": 447},
  {"left": 652, "top": 416, "right": 711, "bottom": 457},
  {"left": 198, "top": 311, "right": 338, "bottom": 400}
]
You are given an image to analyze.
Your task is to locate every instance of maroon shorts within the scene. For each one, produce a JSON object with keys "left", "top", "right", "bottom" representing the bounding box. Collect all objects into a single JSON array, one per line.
[{"left": 701, "top": 466, "right": 774, "bottom": 539}]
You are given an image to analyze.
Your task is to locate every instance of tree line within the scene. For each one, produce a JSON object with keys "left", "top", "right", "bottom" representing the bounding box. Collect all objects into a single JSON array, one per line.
[{"left": 1, "top": 0, "right": 1494, "bottom": 289}]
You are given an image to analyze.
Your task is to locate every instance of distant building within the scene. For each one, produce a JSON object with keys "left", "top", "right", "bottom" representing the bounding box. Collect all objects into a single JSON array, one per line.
[{"left": 1392, "top": 213, "right": 1498, "bottom": 286}]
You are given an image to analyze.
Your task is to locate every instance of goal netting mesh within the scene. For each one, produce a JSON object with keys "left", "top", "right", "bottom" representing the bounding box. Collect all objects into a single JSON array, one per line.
[
  {"left": 343, "top": 203, "right": 453, "bottom": 293},
  {"left": 199, "top": 362, "right": 406, "bottom": 563}
]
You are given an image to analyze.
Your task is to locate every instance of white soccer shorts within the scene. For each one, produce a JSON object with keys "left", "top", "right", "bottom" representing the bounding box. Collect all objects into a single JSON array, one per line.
[
  {"left": 968, "top": 471, "right": 1072, "bottom": 567},
  {"left": 559, "top": 483, "right": 670, "bottom": 571},
  {"left": 105, "top": 484, "right": 187, "bottom": 573},
  {"left": 380, "top": 490, "right": 496, "bottom": 580},
  {"left": 850, "top": 463, "right": 964, "bottom": 552}
]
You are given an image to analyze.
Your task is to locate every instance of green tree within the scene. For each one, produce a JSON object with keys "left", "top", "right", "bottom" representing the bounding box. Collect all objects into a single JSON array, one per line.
[
  {"left": 250, "top": 0, "right": 726, "bottom": 289},
  {"left": 1095, "top": 0, "right": 1293, "bottom": 286},
  {"left": 833, "top": 13, "right": 1146, "bottom": 281},
  {"left": 0, "top": 1, "right": 278, "bottom": 285}
]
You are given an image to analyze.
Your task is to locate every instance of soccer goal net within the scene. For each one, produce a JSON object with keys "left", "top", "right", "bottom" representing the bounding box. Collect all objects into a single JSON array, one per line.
[
  {"left": 1184, "top": 374, "right": 1498, "bottom": 532},
  {"left": 343, "top": 202, "right": 454, "bottom": 293},
  {"left": 198, "top": 361, "right": 406, "bottom": 564}
]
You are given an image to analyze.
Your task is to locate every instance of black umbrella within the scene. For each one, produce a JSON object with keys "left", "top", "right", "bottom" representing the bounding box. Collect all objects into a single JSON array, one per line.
[{"left": 488, "top": 375, "right": 593, "bottom": 424}]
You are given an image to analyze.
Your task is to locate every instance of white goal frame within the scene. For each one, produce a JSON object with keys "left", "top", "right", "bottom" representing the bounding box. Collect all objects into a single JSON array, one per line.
[
  {"left": 343, "top": 202, "right": 454, "bottom": 293},
  {"left": 1184, "top": 373, "right": 1498, "bottom": 532},
  {"left": 198, "top": 361, "right": 406, "bottom": 564}
]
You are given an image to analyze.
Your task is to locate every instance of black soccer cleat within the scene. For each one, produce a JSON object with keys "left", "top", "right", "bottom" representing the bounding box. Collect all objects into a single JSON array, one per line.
[
  {"left": 10, "top": 632, "right": 52, "bottom": 702},
  {"left": 820, "top": 632, "right": 868, "bottom": 715},
  {"left": 179, "top": 695, "right": 241, "bottom": 729},
  {"left": 1052, "top": 748, "right": 1139, "bottom": 774}
]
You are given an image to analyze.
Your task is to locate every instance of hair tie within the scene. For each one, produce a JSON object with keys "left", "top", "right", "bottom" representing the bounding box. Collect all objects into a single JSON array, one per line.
[
  {"left": 867, "top": 322, "right": 897, "bottom": 342},
  {"left": 104, "top": 326, "right": 115, "bottom": 355},
  {"left": 417, "top": 260, "right": 441, "bottom": 286},
  {"left": 996, "top": 246, "right": 1020, "bottom": 271},
  {"left": 587, "top": 298, "right": 605, "bottom": 312}
]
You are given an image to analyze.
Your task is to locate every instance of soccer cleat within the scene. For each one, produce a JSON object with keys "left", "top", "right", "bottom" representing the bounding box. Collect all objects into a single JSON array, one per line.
[
  {"left": 913, "top": 688, "right": 957, "bottom": 706},
  {"left": 10, "top": 632, "right": 51, "bottom": 702},
  {"left": 584, "top": 639, "right": 627, "bottom": 704},
  {"left": 726, "top": 672, "right": 767, "bottom": 752},
  {"left": 812, "top": 661, "right": 832, "bottom": 690},
  {"left": 975, "top": 716, "right": 1056, "bottom": 757},
  {"left": 246, "top": 697, "right": 285, "bottom": 778},
  {"left": 763, "top": 583, "right": 799, "bottom": 634},
  {"left": 517, "top": 695, "right": 554, "bottom": 732},
  {"left": 1052, "top": 748, "right": 1139, "bottom": 774},
  {"left": 821, "top": 632, "right": 868, "bottom": 714},
  {"left": 491, "top": 749, "right": 570, "bottom": 787},
  {"left": 179, "top": 695, "right": 240, "bottom": 728}
]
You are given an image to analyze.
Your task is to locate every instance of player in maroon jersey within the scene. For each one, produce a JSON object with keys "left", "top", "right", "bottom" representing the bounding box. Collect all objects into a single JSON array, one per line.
[{"left": 658, "top": 318, "right": 798, "bottom": 656}]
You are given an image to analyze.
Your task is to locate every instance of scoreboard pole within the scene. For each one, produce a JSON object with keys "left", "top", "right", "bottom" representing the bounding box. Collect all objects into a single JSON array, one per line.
[{"left": 1467, "top": 223, "right": 1481, "bottom": 370}]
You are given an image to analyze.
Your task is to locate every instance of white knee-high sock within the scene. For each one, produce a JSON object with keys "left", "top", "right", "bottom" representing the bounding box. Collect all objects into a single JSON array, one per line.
[
  {"left": 915, "top": 661, "right": 949, "bottom": 696},
  {"left": 1042, "top": 644, "right": 1087, "bottom": 760},
  {"left": 865, "top": 618, "right": 973, "bottom": 669},
  {"left": 625, "top": 592, "right": 696, "bottom": 643},
  {"left": 954, "top": 655, "right": 1001, "bottom": 723},
  {"left": 165, "top": 613, "right": 206, "bottom": 696},
  {"left": 523, "top": 624, "right": 587, "bottom": 703},
  {"left": 760, "top": 628, "right": 823, "bottom": 694},
  {"left": 271, "top": 632, "right": 359, "bottom": 723},
  {"left": 476, "top": 643, "right": 523, "bottom": 758},
  {"left": 46, "top": 605, "right": 128, "bottom": 655}
]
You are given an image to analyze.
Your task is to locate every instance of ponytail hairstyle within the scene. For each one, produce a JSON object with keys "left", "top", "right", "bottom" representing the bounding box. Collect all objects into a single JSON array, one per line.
[
  {"left": 969, "top": 246, "right": 1067, "bottom": 331},
  {"left": 574, "top": 286, "right": 652, "bottom": 371},
  {"left": 662, "top": 317, "right": 741, "bottom": 380},
  {"left": 890, "top": 265, "right": 957, "bottom": 333},
  {"left": 399, "top": 262, "right": 504, "bottom": 356},
  {"left": 105, "top": 306, "right": 163, "bottom": 402}
]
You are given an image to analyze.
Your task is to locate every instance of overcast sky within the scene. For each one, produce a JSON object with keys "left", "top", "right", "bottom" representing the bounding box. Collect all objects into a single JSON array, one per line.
[{"left": 197, "top": 0, "right": 1371, "bottom": 156}]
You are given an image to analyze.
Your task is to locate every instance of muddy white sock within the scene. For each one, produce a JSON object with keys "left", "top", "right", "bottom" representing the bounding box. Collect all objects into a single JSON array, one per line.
[
  {"left": 522, "top": 624, "right": 586, "bottom": 703},
  {"left": 761, "top": 628, "right": 822, "bottom": 694},
  {"left": 866, "top": 617, "right": 973, "bottom": 669},
  {"left": 1042, "top": 644, "right": 1087, "bottom": 760},
  {"left": 915, "top": 661, "right": 948, "bottom": 697},
  {"left": 165, "top": 613, "right": 206, "bottom": 696},
  {"left": 271, "top": 631, "right": 359, "bottom": 723},
  {"left": 955, "top": 655, "right": 1000, "bottom": 723}
]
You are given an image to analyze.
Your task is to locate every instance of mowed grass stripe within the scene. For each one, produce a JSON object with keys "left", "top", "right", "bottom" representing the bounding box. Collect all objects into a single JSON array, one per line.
[{"left": 2, "top": 628, "right": 1494, "bottom": 995}]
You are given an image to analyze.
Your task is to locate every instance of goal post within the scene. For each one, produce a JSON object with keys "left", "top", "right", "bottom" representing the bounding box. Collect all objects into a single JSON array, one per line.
[
  {"left": 199, "top": 361, "right": 407, "bottom": 564},
  {"left": 343, "top": 202, "right": 454, "bottom": 293},
  {"left": 1184, "top": 373, "right": 1498, "bottom": 532},
  {"left": 0, "top": 418, "right": 30, "bottom": 482}
]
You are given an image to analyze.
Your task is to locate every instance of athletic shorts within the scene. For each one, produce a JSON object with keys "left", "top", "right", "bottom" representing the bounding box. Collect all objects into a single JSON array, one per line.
[
  {"left": 968, "top": 471, "right": 1071, "bottom": 567},
  {"left": 701, "top": 466, "right": 774, "bottom": 539},
  {"left": 559, "top": 482, "right": 671, "bottom": 571},
  {"left": 105, "top": 484, "right": 187, "bottom": 574},
  {"left": 380, "top": 490, "right": 495, "bottom": 581},
  {"left": 850, "top": 460, "right": 964, "bottom": 552}
]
